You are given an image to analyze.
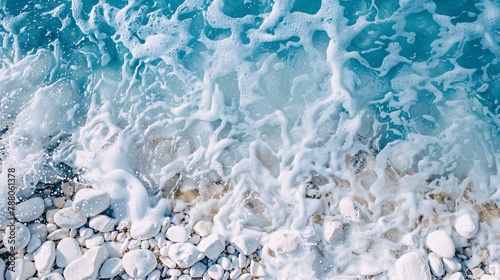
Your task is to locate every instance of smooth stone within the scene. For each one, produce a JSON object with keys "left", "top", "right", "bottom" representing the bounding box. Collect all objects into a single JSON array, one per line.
[
  {"left": 0, "top": 260, "right": 5, "bottom": 280},
  {"left": 230, "top": 268, "right": 241, "bottom": 279},
  {"left": 148, "top": 270, "right": 161, "bottom": 280},
  {"left": 122, "top": 249, "right": 156, "bottom": 278},
  {"left": 79, "top": 228, "right": 93, "bottom": 240},
  {"left": 102, "top": 242, "right": 122, "bottom": 258},
  {"left": 26, "top": 235, "right": 42, "bottom": 254},
  {"left": 3, "top": 222, "right": 31, "bottom": 251},
  {"left": 47, "top": 229, "right": 69, "bottom": 240},
  {"left": 45, "top": 209, "right": 59, "bottom": 224},
  {"left": 236, "top": 274, "right": 252, "bottom": 280},
  {"left": 208, "top": 264, "right": 224, "bottom": 280},
  {"left": 89, "top": 215, "right": 116, "bottom": 232},
  {"left": 324, "top": 220, "right": 344, "bottom": 243},
  {"left": 33, "top": 241, "right": 56, "bottom": 276},
  {"left": 250, "top": 261, "right": 265, "bottom": 277},
  {"left": 480, "top": 276, "right": 500, "bottom": 280},
  {"left": 190, "top": 262, "right": 207, "bottom": 278},
  {"left": 166, "top": 225, "right": 190, "bottom": 243},
  {"left": 220, "top": 257, "right": 232, "bottom": 270},
  {"left": 395, "top": 252, "right": 431, "bottom": 280},
  {"left": 64, "top": 246, "right": 109, "bottom": 280},
  {"left": 226, "top": 245, "right": 235, "bottom": 255},
  {"left": 54, "top": 208, "right": 87, "bottom": 229},
  {"left": 167, "top": 269, "right": 181, "bottom": 276},
  {"left": 99, "top": 258, "right": 124, "bottom": 278},
  {"left": 426, "top": 230, "right": 455, "bottom": 259},
  {"left": 472, "top": 267, "right": 485, "bottom": 278},
  {"left": 443, "top": 257, "right": 462, "bottom": 274},
  {"left": 238, "top": 254, "right": 246, "bottom": 269},
  {"left": 4, "top": 260, "right": 36, "bottom": 280},
  {"left": 193, "top": 220, "right": 213, "bottom": 237},
  {"left": 53, "top": 197, "right": 66, "bottom": 209},
  {"left": 40, "top": 272, "right": 64, "bottom": 280},
  {"left": 339, "top": 197, "right": 360, "bottom": 222},
  {"left": 428, "top": 252, "right": 444, "bottom": 276},
  {"left": 490, "top": 262, "right": 500, "bottom": 278},
  {"left": 198, "top": 234, "right": 224, "bottom": 260},
  {"left": 15, "top": 197, "right": 44, "bottom": 222},
  {"left": 168, "top": 243, "right": 205, "bottom": 268},
  {"left": 268, "top": 231, "right": 299, "bottom": 254},
  {"left": 27, "top": 224, "right": 48, "bottom": 242},
  {"left": 454, "top": 214, "right": 478, "bottom": 239},
  {"left": 56, "top": 237, "right": 82, "bottom": 268},
  {"left": 448, "top": 272, "right": 465, "bottom": 280},
  {"left": 130, "top": 219, "right": 161, "bottom": 240},
  {"left": 72, "top": 188, "right": 110, "bottom": 217},
  {"left": 231, "top": 235, "right": 259, "bottom": 256},
  {"left": 85, "top": 234, "right": 104, "bottom": 248},
  {"left": 61, "top": 182, "right": 74, "bottom": 197}
]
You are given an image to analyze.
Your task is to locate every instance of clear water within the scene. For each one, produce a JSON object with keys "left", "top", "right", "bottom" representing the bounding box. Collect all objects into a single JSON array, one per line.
[{"left": 0, "top": 0, "right": 499, "bottom": 278}]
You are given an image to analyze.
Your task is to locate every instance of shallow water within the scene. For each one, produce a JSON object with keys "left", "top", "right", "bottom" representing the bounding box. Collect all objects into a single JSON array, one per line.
[{"left": 0, "top": 0, "right": 499, "bottom": 278}]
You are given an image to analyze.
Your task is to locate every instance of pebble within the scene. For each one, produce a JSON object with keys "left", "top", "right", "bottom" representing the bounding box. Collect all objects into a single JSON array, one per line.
[
  {"left": 54, "top": 208, "right": 87, "bottom": 229},
  {"left": 428, "top": 252, "right": 444, "bottom": 277},
  {"left": 45, "top": 209, "right": 59, "bottom": 224},
  {"left": 47, "top": 229, "right": 69, "bottom": 240},
  {"left": 443, "top": 257, "right": 462, "bottom": 274},
  {"left": 64, "top": 245, "right": 109, "bottom": 280},
  {"left": 26, "top": 235, "right": 42, "bottom": 254},
  {"left": 448, "top": 272, "right": 465, "bottom": 280},
  {"left": 40, "top": 272, "right": 65, "bottom": 280},
  {"left": 169, "top": 243, "right": 205, "bottom": 268},
  {"left": 198, "top": 234, "right": 225, "bottom": 260},
  {"left": 15, "top": 197, "right": 45, "bottom": 222},
  {"left": 3, "top": 222, "right": 31, "bottom": 251},
  {"left": 220, "top": 257, "right": 232, "bottom": 270},
  {"left": 480, "top": 276, "right": 500, "bottom": 280},
  {"left": 238, "top": 254, "right": 247, "bottom": 269},
  {"left": 226, "top": 245, "right": 235, "bottom": 255},
  {"left": 230, "top": 268, "right": 241, "bottom": 279},
  {"left": 53, "top": 197, "right": 66, "bottom": 209},
  {"left": 160, "top": 256, "right": 177, "bottom": 269},
  {"left": 99, "top": 258, "right": 124, "bottom": 278},
  {"left": 472, "top": 267, "right": 485, "bottom": 278},
  {"left": 188, "top": 234, "right": 201, "bottom": 245},
  {"left": 148, "top": 270, "right": 162, "bottom": 280},
  {"left": 167, "top": 225, "right": 190, "bottom": 243},
  {"left": 47, "top": 223, "right": 58, "bottom": 233},
  {"left": 193, "top": 220, "right": 214, "bottom": 237},
  {"left": 28, "top": 223, "right": 48, "bottom": 241},
  {"left": 339, "top": 197, "right": 360, "bottom": 221},
  {"left": 323, "top": 220, "right": 344, "bottom": 243},
  {"left": 236, "top": 273, "right": 252, "bottom": 280},
  {"left": 4, "top": 259, "right": 36, "bottom": 280},
  {"left": 34, "top": 241, "right": 56, "bottom": 276},
  {"left": 426, "top": 230, "right": 455, "bottom": 259},
  {"left": 161, "top": 217, "right": 171, "bottom": 233},
  {"left": 454, "top": 214, "right": 479, "bottom": 239},
  {"left": 44, "top": 197, "right": 53, "bottom": 208},
  {"left": 168, "top": 269, "right": 182, "bottom": 276},
  {"left": 208, "top": 264, "right": 224, "bottom": 280},
  {"left": 122, "top": 249, "right": 157, "bottom": 278},
  {"left": 62, "top": 182, "right": 75, "bottom": 197},
  {"left": 249, "top": 261, "right": 265, "bottom": 277},
  {"left": 231, "top": 235, "right": 259, "bottom": 256},
  {"left": 85, "top": 234, "right": 104, "bottom": 248},
  {"left": 72, "top": 188, "right": 110, "bottom": 217},
  {"left": 56, "top": 237, "right": 82, "bottom": 268},
  {"left": 268, "top": 231, "right": 299, "bottom": 254},
  {"left": 190, "top": 262, "right": 207, "bottom": 277},
  {"left": 130, "top": 219, "right": 161, "bottom": 240},
  {"left": 79, "top": 228, "right": 93, "bottom": 240},
  {"left": 89, "top": 215, "right": 116, "bottom": 232},
  {"left": 395, "top": 252, "right": 431, "bottom": 280}
]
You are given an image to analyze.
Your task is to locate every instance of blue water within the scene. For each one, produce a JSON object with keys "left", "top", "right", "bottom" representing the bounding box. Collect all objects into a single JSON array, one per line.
[{"left": 1, "top": 0, "right": 499, "bottom": 278}]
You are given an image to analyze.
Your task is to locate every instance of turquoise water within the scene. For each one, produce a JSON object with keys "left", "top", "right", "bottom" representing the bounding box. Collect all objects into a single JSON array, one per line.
[{"left": 1, "top": 0, "right": 499, "bottom": 278}]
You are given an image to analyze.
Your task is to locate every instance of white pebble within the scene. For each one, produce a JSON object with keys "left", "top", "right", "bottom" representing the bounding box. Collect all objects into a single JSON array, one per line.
[
  {"left": 141, "top": 240, "right": 149, "bottom": 249},
  {"left": 168, "top": 269, "right": 182, "bottom": 276},
  {"left": 481, "top": 276, "right": 500, "bottom": 280},
  {"left": 79, "top": 228, "right": 93, "bottom": 240},
  {"left": 193, "top": 220, "right": 213, "bottom": 237},
  {"left": 443, "top": 257, "right": 462, "bottom": 274},
  {"left": 395, "top": 252, "right": 431, "bottom": 280},
  {"left": 190, "top": 262, "right": 207, "bottom": 278},
  {"left": 53, "top": 208, "right": 87, "bottom": 229},
  {"left": 208, "top": 264, "right": 224, "bottom": 280},
  {"left": 167, "top": 225, "right": 190, "bottom": 243},
  {"left": 122, "top": 249, "right": 157, "bottom": 278},
  {"left": 339, "top": 197, "right": 360, "bottom": 222},
  {"left": 230, "top": 268, "right": 241, "bottom": 279},
  {"left": 160, "top": 256, "right": 177, "bottom": 269},
  {"left": 4, "top": 259, "right": 36, "bottom": 280},
  {"left": 454, "top": 214, "right": 478, "bottom": 239},
  {"left": 238, "top": 254, "right": 246, "bottom": 269},
  {"left": 40, "top": 272, "right": 65, "bottom": 280},
  {"left": 56, "top": 237, "right": 82, "bottom": 268},
  {"left": 89, "top": 215, "right": 116, "bottom": 232},
  {"left": 188, "top": 234, "right": 201, "bottom": 245},
  {"left": 99, "top": 258, "right": 124, "bottom": 278},
  {"left": 249, "top": 260, "right": 265, "bottom": 277},
  {"left": 168, "top": 243, "right": 205, "bottom": 268},
  {"left": 198, "top": 234, "right": 225, "bottom": 260},
  {"left": 103, "top": 242, "right": 122, "bottom": 258},
  {"left": 236, "top": 273, "right": 252, "bottom": 280},
  {"left": 268, "top": 231, "right": 299, "bottom": 254},
  {"left": 63, "top": 245, "right": 108, "bottom": 280},
  {"left": 426, "top": 230, "right": 455, "bottom": 259},
  {"left": 128, "top": 239, "right": 142, "bottom": 250},
  {"left": 72, "top": 188, "right": 110, "bottom": 217},
  {"left": 161, "top": 217, "right": 171, "bottom": 233},
  {"left": 220, "top": 257, "right": 232, "bottom": 270},
  {"left": 490, "top": 262, "right": 500, "bottom": 278},
  {"left": 231, "top": 235, "right": 259, "bottom": 256},
  {"left": 26, "top": 235, "right": 42, "bottom": 254},
  {"left": 116, "top": 232, "right": 126, "bottom": 242},
  {"left": 323, "top": 219, "right": 344, "bottom": 244},
  {"left": 33, "top": 241, "right": 56, "bottom": 276},
  {"left": 428, "top": 252, "right": 444, "bottom": 276},
  {"left": 3, "top": 222, "right": 31, "bottom": 251},
  {"left": 85, "top": 234, "right": 104, "bottom": 248},
  {"left": 226, "top": 246, "right": 235, "bottom": 255},
  {"left": 148, "top": 269, "right": 162, "bottom": 280},
  {"left": 130, "top": 219, "right": 161, "bottom": 240},
  {"left": 15, "top": 197, "right": 45, "bottom": 222}
]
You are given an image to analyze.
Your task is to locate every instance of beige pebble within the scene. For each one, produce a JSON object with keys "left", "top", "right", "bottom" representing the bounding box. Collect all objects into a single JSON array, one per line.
[
  {"left": 62, "top": 182, "right": 75, "bottom": 197},
  {"left": 45, "top": 209, "right": 59, "bottom": 224},
  {"left": 53, "top": 197, "right": 66, "bottom": 209},
  {"left": 47, "top": 223, "right": 58, "bottom": 233},
  {"left": 43, "top": 189, "right": 52, "bottom": 195},
  {"left": 472, "top": 267, "right": 485, "bottom": 279}
]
